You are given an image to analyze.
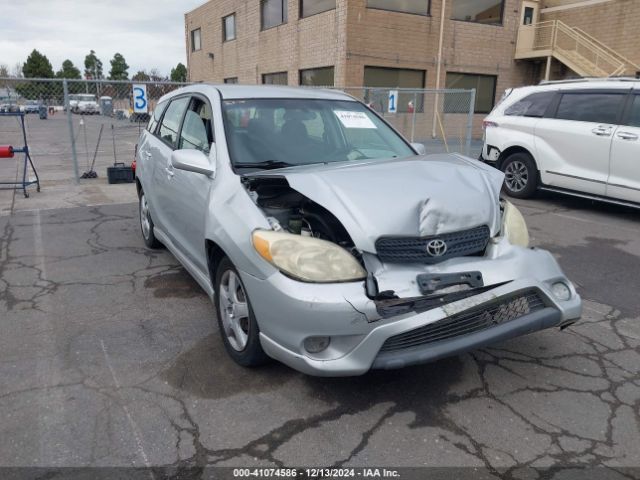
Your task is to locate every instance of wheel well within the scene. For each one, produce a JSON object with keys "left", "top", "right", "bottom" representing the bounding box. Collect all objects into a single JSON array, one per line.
[
  {"left": 497, "top": 146, "right": 535, "bottom": 171},
  {"left": 135, "top": 178, "right": 142, "bottom": 197},
  {"left": 205, "top": 240, "right": 227, "bottom": 285}
]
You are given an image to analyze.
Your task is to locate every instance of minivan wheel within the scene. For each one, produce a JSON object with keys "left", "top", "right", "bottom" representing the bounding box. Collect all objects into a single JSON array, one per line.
[
  {"left": 214, "top": 257, "right": 269, "bottom": 367},
  {"left": 139, "top": 192, "right": 162, "bottom": 249},
  {"left": 501, "top": 152, "right": 538, "bottom": 199}
]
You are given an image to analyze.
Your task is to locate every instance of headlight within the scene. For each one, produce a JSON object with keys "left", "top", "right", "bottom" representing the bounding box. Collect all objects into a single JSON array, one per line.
[
  {"left": 502, "top": 200, "right": 529, "bottom": 247},
  {"left": 252, "top": 230, "right": 367, "bottom": 283}
]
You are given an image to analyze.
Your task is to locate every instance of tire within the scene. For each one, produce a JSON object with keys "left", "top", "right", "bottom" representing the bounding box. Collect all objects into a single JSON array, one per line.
[
  {"left": 139, "top": 191, "right": 162, "bottom": 249},
  {"left": 214, "top": 256, "right": 269, "bottom": 367},
  {"left": 500, "top": 152, "right": 538, "bottom": 199}
]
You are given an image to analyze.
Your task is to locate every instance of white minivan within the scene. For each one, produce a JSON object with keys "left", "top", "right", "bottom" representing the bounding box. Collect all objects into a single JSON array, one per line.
[{"left": 482, "top": 78, "right": 640, "bottom": 206}]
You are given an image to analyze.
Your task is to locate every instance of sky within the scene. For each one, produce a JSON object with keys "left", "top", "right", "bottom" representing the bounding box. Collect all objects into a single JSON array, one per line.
[{"left": 0, "top": 0, "right": 205, "bottom": 77}]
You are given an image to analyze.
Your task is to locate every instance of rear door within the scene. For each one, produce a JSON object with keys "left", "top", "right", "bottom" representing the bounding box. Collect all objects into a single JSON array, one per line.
[
  {"left": 137, "top": 100, "right": 167, "bottom": 210},
  {"left": 535, "top": 90, "right": 628, "bottom": 195},
  {"left": 607, "top": 92, "right": 640, "bottom": 203}
]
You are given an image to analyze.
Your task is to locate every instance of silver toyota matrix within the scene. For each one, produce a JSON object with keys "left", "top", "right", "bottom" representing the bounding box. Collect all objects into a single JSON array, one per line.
[{"left": 135, "top": 84, "right": 582, "bottom": 376}]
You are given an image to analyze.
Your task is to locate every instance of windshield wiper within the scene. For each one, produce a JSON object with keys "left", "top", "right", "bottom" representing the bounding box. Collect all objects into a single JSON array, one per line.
[{"left": 234, "top": 160, "right": 297, "bottom": 170}]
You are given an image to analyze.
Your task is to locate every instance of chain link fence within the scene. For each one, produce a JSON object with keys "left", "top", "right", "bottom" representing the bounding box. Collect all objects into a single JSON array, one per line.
[
  {"left": 1, "top": 78, "right": 477, "bottom": 188},
  {"left": 0, "top": 77, "right": 188, "bottom": 188},
  {"left": 337, "top": 87, "right": 477, "bottom": 157}
]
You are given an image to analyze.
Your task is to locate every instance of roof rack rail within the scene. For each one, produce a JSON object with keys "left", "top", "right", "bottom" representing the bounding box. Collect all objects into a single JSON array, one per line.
[{"left": 540, "top": 77, "right": 639, "bottom": 85}]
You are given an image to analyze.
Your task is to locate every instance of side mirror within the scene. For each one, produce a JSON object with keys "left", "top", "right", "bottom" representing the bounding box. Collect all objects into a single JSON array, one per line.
[
  {"left": 411, "top": 142, "right": 426, "bottom": 155},
  {"left": 171, "top": 148, "right": 215, "bottom": 177}
]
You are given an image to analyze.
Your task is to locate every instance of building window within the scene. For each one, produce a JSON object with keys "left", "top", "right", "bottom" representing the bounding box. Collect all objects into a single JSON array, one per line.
[
  {"left": 223, "top": 14, "right": 236, "bottom": 41},
  {"left": 224, "top": 77, "right": 238, "bottom": 84},
  {"left": 299, "top": 67, "right": 334, "bottom": 86},
  {"left": 363, "top": 66, "right": 426, "bottom": 112},
  {"left": 261, "top": 0, "right": 287, "bottom": 30},
  {"left": 367, "top": 0, "right": 430, "bottom": 16},
  {"left": 190, "top": 28, "right": 202, "bottom": 52},
  {"left": 262, "top": 71, "right": 288, "bottom": 85},
  {"left": 451, "top": 0, "right": 504, "bottom": 25},
  {"left": 300, "top": 0, "right": 336, "bottom": 18},
  {"left": 445, "top": 72, "right": 497, "bottom": 114}
]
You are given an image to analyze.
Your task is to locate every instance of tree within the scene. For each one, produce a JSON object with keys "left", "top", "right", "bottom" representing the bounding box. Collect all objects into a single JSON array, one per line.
[
  {"left": 132, "top": 70, "right": 150, "bottom": 82},
  {"left": 84, "top": 50, "right": 103, "bottom": 79},
  {"left": 108, "top": 53, "right": 129, "bottom": 80},
  {"left": 0, "top": 64, "right": 9, "bottom": 78},
  {"left": 22, "top": 49, "right": 54, "bottom": 78},
  {"left": 56, "top": 59, "right": 81, "bottom": 79},
  {"left": 170, "top": 63, "right": 188, "bottom": 83}
]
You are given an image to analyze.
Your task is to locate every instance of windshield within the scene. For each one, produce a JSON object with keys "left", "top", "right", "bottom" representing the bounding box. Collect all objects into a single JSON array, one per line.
[{"left": 222, "top": 98, "right": 415, "bottom": 170}]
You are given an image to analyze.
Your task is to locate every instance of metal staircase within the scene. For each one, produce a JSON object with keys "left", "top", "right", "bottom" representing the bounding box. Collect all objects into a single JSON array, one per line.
[{"left": 515, "top": 20, "right": 640, "bottom": 78}]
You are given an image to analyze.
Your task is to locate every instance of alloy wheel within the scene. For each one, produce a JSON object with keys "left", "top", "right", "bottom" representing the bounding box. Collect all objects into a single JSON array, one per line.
[{"left": 218, "top": 270, "right": 250, "bottom": 351}]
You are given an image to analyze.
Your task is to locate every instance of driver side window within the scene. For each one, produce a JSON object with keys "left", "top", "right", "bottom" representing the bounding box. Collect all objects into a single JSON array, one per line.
[{"left": 179, "top": 97, "right": 214, "bottom": 154}]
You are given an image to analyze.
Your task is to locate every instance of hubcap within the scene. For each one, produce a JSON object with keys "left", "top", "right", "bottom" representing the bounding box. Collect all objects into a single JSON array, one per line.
[
  {"left": 140, "top": 194, "right": 151, "bottom": 239},
  {"left": 219, "top": 270, "right": 250, "bottom": 351},
  {"left": 504, "top": 160, "right": 529, "bottom": 193}
]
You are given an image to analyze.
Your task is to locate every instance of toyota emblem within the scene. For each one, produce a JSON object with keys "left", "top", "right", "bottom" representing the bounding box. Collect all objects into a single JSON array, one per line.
[{"left": 426, "top": 239, "right": 448, "bottom": 257}]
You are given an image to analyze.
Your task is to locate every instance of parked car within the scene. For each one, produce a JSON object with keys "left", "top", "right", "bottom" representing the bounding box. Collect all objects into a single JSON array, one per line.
[
  {"left": 70, "top": 94, "right": 99, "bottom": 114},
  {"left": 482, "top": 78, "right": 640, "bottom": 206},
  {"left": 24, "top": 100, "right": 41, "bottom": 114},
  {"left": 135, "top": 85, "right": 581, "bottom": 376}
]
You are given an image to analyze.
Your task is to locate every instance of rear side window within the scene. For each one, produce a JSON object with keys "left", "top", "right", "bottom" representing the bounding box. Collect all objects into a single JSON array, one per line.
[
  {"left": 147, "top": 100, "right": 167, "bottom": 133},
  {"left": 504, "top": 92, "right": 555, "bottom": 117},
  {"left": 158, "top": 97, "right": 190, "bottom": 148},
  {"left": 625, "top": 95, "right": 640, "bottom": 127},
  {"left": 555, "top": 93, "right": 625, "bottom": 124}
]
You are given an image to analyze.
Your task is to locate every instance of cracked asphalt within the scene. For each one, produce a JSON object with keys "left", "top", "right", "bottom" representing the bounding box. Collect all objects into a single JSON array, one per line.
[{"left": 0, "top": 191, "right": 639, "bottom": 478}]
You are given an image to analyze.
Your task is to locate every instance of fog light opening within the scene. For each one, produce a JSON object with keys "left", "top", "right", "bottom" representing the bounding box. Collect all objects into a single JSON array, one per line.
[
  {"left": 304, "top": 336, "right": 331, "bottom": 354},
  {"left": 551, "top": 282, "right": 571, "bottom": 301}
]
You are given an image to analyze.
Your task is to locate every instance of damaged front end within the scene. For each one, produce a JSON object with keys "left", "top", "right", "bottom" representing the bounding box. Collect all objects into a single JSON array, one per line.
[{"left": 239, "top": 156, "right": 581, "bottom": 374}]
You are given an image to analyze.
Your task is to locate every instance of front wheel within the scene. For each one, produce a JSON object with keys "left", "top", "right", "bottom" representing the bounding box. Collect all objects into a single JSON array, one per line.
[
  {"left": 214, "top": 257, "right": 269, "bottom": 367},
  {"left": 501, "top": 152, "right": 538, "bottom": 199}
]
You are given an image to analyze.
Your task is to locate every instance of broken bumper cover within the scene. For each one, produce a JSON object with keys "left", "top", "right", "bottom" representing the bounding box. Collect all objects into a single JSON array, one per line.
[{"left": 240, "top": 250, "right": 582, "bottom": 377}]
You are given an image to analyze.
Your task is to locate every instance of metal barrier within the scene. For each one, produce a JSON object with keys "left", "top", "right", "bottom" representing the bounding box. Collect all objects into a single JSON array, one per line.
[{"left": 0, "top": 78, "right": 476, "bottom": 186}]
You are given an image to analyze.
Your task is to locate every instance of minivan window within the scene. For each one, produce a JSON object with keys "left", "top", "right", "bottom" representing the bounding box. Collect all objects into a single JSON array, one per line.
[
  {"left": 179, "top": 98, "right": 213, "bottom": 153},
  {"left": 147, "top": 100, "right": 168, "bottom": 133},
  {"left": 626, "top": 95, "right": 640, "bottom": 127},
  {"left": 555, "top": 92, "right": 625, "bottom": 124},
  {"left": 158, "top": 97, "right": 190, "bottom": 148},
  {"left": 504, "top": 92, "right": 555, "bottom": 117}
]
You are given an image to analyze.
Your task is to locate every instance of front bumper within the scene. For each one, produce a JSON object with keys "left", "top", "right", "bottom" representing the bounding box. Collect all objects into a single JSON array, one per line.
[{"left": 240, "top": 245, "right": 581, "bottom": 376}]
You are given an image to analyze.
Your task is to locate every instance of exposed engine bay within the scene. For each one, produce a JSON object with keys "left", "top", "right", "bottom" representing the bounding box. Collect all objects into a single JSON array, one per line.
[{"left": 243, "top": 176, "right": 360, "bottom": 259}]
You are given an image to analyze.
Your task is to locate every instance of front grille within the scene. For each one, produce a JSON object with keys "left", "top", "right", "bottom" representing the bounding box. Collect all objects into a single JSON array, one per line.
[
  {"left": 380, "top": 290, "right": 545, "bottom": 353},
  {"left": 375, "top": 225, "right": 490, "bottom": 264}
]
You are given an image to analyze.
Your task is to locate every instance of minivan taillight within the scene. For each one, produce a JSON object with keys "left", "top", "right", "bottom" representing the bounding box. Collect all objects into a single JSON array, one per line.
[{"left": 483, "top": 120, "right": 499, "bottom": 130}]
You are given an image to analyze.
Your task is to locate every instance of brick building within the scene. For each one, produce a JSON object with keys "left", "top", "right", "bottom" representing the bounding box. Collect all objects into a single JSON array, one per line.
[{"left": 185, "top": 0, "right": 639, "bottom": 129}]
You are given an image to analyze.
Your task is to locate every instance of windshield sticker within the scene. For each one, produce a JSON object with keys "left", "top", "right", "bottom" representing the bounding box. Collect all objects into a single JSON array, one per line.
[{"left": 334, "top": 111, "right": 377, "bottom": 129}]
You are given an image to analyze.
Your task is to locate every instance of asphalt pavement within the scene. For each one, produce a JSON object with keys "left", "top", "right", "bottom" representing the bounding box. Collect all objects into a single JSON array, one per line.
[{"left": 0, "top": 191, "right": 639, "bottom": 479}]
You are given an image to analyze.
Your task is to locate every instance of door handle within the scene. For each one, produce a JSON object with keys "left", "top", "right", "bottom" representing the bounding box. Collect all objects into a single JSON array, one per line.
[
  {"left": 616, "top": 131, "right": 639, "bottom": 141},
  {"left": 592, "top": 126, "right": 612, "bottom": 136},
  {"left": 144, "top": 151, "right": 152, "bottom": 158},
  {"left": 165, "top": 166, "right": 174, "bottom": 177}
]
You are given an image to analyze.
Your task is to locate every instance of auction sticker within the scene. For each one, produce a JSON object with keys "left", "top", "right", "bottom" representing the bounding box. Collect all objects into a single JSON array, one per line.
[{"left": 334, "top": 111, "right": 376, "bottom": 129}]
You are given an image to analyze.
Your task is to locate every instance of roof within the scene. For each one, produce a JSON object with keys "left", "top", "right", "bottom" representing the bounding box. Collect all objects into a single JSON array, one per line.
[
  {"left": 518, "top": 78, "right": 640, "bottom": 93},
  {"left": 160, "top": 84, "right": 357, "bottom": 103}
]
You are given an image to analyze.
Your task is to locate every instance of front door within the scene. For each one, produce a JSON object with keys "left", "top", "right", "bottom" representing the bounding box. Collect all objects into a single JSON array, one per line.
[
  {"left": 536, "top": 90, "right": 627, "bottom": 195},
  {"left": 607, "top": 93, "right": 640, "bottom": 203},
  {"left": 162, "top": 95, "right": 215, "bottom": 273}
]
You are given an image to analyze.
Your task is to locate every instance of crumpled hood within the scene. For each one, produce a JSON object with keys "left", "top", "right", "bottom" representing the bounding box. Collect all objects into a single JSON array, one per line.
[{"left": 250, "top": 154, "right": 505, "bottom": 253}]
